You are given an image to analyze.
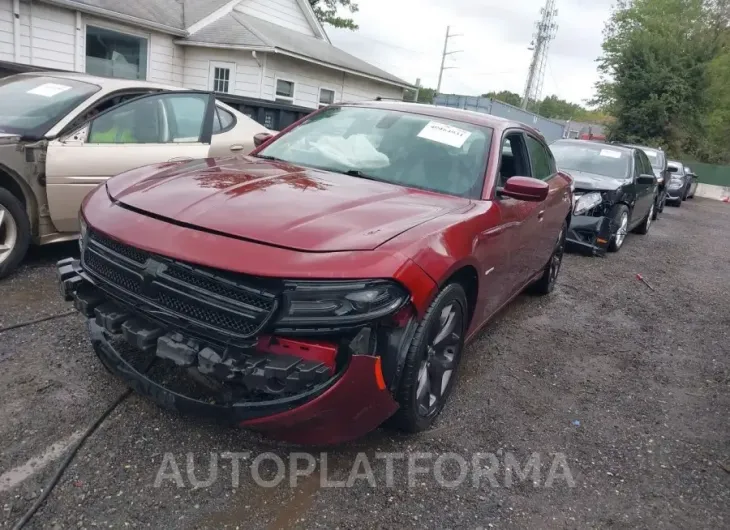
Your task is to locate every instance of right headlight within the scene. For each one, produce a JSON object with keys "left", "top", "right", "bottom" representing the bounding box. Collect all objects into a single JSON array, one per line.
[
  {"left": 276, "top": 280, "right": 409, "bottom": 327},
  {"left": 573, "top": 192, "right": 603, "bottom": 215}
]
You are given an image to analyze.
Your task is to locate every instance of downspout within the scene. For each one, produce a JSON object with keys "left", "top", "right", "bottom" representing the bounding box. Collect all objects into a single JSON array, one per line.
[
  {"left": 28, "top": 0, "right": 34, "bottom": 65},
  {"left": 74, "top": 11, "right": 81, "bottom": 71},
  {"left": 12, "top": 0, "right": 20, "bottom": 62}
]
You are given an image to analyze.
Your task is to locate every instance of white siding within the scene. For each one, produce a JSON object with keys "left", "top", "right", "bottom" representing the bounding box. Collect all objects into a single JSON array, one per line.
[
  {"left": 342, "top": 74, "right": 404, "bottom": 102},
  {"left": 263, "top": 53, "right": 402, "bottom": 109},
  {"left": 182, "top": 47, "right": 261, "bottom": 97},
  {"left": 17, "top": 1, "right": 76, "bottom": 71},
  {"left": 234, "top": 0, "right": 314, "bottom": 36},
  {"left": 0, "top": 0, "right": 14, "bottom": 62}
]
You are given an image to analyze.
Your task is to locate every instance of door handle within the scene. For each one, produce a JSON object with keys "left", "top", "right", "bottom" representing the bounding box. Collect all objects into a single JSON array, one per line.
[
  {"left": 229, "top": 144, "right": 244, "bottom": 151},
  {"left": 538, "top": 210, "right": 545, "bottom": 221}
]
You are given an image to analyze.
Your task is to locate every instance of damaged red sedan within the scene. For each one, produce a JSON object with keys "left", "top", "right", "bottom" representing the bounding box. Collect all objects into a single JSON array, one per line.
[{"left": 57, "top": 101, "right": 572, "bottom": 444}]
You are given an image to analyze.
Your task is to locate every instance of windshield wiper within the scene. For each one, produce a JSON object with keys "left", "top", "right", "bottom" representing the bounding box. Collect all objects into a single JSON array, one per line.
[
  {"left": 343, "top": 169, "right": 382, "bottom": 182},
  {"left": 253, "top": 154, "right": 284, "bottom": 162}
]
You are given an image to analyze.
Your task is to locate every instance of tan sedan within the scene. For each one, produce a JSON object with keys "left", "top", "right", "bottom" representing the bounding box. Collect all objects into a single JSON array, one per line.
[{"left": 0, "top": 72, "right": 271, "bottom": 278}]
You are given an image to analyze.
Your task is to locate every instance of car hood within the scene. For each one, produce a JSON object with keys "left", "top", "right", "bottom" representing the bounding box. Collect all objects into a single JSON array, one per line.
[
  {"left": 0, "top": 132, "right": 20, "bottom": 145},
  {"left": 106, "top": 157, "right": 466, "bottom": 253},
  {"left": 566, "top": 170, "right": 626, "bottom": 192}
]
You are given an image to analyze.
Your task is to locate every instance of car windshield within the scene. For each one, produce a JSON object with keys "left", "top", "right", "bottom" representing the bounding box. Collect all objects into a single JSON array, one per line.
[
  {"left": 551, "top": 142, "right": 629, "bottom": 179},
  {"left": 640, "top": 148, "right": 665, "bottom": 169},
  {"left": 256, "top": 106, "right": 493, "bottom": 198},
  {"left": 0, "top": 75, "right": 101, "bottom": 137}
]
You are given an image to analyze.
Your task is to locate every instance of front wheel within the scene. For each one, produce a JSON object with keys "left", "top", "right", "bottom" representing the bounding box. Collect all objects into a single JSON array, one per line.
[
  {"left": 387, "top": 283, "right": 468, "bottom": 433},
  {"left": 0, "top": 188, "right": 31, "bottom": 280},
  {"left": 608, "top": 205, "right": 630, "bottom": 253}
]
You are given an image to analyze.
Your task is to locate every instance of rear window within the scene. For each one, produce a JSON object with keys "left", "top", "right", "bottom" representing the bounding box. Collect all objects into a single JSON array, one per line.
[{"left": 0, "top": 75, "right": 100, "bottom": 138}]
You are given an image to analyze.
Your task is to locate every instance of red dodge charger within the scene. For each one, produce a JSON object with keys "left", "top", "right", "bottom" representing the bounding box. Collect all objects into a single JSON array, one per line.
[{"left": 58, "top": 101, "right": 572, "bottom": 444}]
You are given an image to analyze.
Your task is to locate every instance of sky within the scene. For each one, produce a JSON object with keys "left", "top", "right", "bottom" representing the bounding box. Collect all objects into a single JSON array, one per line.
[{"left": 327, "top": 0, "right": 615, "bottom": 107}]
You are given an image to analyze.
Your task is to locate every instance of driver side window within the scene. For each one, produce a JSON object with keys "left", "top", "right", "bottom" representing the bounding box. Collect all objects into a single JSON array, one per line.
[
  {"left": 498, "top": 133, "right": 531, "bottom": 188},
  {"left": 87, "top": 93, "right": 209, "bottom": 145}
]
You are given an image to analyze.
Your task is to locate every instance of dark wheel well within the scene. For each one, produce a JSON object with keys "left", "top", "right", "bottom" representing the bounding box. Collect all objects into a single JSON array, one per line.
[
  {"left": 0, "top": 170, "right": 27, "bottom": 210},
  {"left": 444, "top": 266, "right": 478, "bottom": 327}
]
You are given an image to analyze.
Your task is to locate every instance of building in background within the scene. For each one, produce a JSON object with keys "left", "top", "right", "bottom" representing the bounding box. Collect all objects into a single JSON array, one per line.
[{"left": 0, "top": 0, "right": 413, "bottom": 111}]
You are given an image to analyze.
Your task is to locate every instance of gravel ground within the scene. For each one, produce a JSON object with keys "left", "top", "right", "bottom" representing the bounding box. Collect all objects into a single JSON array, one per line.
[{"left": 0, "top": 199, "right": 728, "bottom": 529}]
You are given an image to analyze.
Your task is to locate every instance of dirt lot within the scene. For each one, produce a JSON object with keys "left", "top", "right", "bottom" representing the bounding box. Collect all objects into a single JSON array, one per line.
[{"left": 0, "top": 198, "right": 728, "bottom": 529}]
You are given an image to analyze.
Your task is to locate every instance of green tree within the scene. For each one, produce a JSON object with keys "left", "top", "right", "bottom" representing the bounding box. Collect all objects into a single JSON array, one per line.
[
  {"left": 594, "top": 0, "right": 722, "bottom": 158},
  {"left": 483, "top": 90, "right": 522, "bottom": 107},
  {"left": 403, "top": 87, "right": 436, "bottom": 104},
  {"left": 309, "top": 0, "right": 359, "bottom": 30}
]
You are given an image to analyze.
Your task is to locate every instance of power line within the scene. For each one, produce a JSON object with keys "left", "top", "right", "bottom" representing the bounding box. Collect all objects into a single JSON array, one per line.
[{"left": 437, "top": 26, "right": 463, "bottom": 93}]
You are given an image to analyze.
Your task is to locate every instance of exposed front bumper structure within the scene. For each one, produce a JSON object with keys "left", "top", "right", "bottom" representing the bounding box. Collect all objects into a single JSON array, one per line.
[
  {"left": 566, "top": 215, "right": 612, "bottom": 256},
  {"left": 57, "top": 258, "right": 400, "bottom": 445}
]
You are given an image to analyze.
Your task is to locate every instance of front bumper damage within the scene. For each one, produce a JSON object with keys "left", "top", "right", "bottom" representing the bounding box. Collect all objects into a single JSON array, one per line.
[
  {"left": 57, "top": 258, "right": 402, "bottom": 445},
  {"left": 566, "top": 215, "right": 612, "bottom": 256}
]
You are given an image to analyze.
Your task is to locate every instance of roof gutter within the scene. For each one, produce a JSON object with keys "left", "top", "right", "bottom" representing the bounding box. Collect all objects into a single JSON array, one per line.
[
  {"left": 174, "top": 41, "right": 274, "bottom": 52},
  {"left": 273, "top": 49, "right": 415, "bottom": 90},
  {"left": 41, "top": 0, "right": 188, "bottom": 36}
]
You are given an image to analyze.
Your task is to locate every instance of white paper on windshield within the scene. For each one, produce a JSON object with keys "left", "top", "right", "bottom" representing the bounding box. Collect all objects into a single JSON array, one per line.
[
  {"left": 27, "top": 83, "right": 72, "bottom": 98},
  {"left": 310, "top": 134, "right": 390, "bottom": 169},
  {"left": 417, "top": 121, "right": 472, "bottom": 148},
  {"left": 599, "top": 149, "right": 623, "bottom": 159}
]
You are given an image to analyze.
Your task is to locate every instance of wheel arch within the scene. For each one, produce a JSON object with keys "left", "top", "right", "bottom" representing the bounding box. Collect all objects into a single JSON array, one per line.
[
  {"left": 0, "top": 164, "right": 38, "bottom": 235},
  {"left": 439, "top": 264, "right": 479, "bottom": 329}
]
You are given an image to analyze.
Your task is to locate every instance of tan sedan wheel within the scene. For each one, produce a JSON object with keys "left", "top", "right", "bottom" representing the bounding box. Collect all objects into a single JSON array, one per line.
[{"left": 0, "top": 189, "right": 31, "bottom": 279}]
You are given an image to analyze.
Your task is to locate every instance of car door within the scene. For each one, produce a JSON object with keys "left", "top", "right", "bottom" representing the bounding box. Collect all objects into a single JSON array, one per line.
[
  {"left": 46, "top": 91, "right": 216, "bottom": 233},
  {"left": 490, "top": 131, "right": 543, "bottom": 298},
  {"left": 631, "top": 151, "right": 654, "bottom": 225},
  {"left": 525, "top": 133, "right": 566, "bottom": 274}
]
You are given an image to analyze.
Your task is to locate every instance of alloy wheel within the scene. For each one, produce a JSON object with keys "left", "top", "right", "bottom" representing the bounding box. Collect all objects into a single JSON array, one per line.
[
  {"left": 615, "top": 212, "right": 629, "bottom": 248},
  {"left": 416, "top": 302, "right": 463, "bottom": 417},
  {"left": 0, "top": 205, "right": 18, "bottom": 266}
]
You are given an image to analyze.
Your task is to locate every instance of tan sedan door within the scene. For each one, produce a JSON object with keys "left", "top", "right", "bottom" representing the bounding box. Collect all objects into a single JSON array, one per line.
[{"left": 46, "top": 91, "right": 216, "bottom": 233}]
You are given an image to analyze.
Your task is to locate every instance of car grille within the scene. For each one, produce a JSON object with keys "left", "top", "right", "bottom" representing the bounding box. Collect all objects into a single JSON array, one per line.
[{"left": 82, "top": 230, "right": 280, "bottom": 339}]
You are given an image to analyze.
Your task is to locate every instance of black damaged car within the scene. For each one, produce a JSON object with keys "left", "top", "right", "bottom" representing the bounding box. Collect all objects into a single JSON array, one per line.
[{"left": 550, "top": 140, "right": 658, "bottom": 255}]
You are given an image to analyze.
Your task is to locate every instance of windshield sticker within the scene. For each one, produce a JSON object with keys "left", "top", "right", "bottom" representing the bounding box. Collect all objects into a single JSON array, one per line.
[
  {"left": 599, "top": 149, "right": 623, "bottom": 159},
  {"left": 417, "top": 121, "right": 472, "bottom": 148},
  {"left": 27, "top": 83, "right": 73, "bottom": 98}
]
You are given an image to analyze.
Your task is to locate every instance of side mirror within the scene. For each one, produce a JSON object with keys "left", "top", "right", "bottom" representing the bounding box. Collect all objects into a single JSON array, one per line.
[
  {"left": 500, "top": 176, "right": 549, "bottom": 202},
  {"left": 253, "top": 132, "right": 274, "bottom": 147},
  {"left": 637, "top": 174, "right": 656, "bottom": 186}
]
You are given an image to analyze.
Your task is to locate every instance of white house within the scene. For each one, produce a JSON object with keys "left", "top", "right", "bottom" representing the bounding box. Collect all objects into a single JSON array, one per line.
[{"left": 0, "top": 0, "right": 412, "bottom": 110}]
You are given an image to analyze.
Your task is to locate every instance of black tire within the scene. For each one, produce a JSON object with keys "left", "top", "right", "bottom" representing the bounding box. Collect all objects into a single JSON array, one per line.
[
  {"left": 529, "top": 220, "right": 566, "bottom": 295},
  {"left": 0, "top": 188, "right": 31, "bottom": 280},
  {"left": 634, "top": 197, "right": 655, "bottom": 235},
  {"left": 386, "top": 283, "right": 468, "bottom": 433},
  {"left": 608, "top": 204, "right": 630, "bottom": 253}
]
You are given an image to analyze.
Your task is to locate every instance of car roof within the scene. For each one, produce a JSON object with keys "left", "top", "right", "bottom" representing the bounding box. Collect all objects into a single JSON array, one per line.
[
  {"left": 552, "top": 138, "right": 635, "bottom": 154},
  {"left": 15, "top": 71, "right": 179, "bottom": 91},
  {"left": 341, "top": 100, "right": 545, "bottom": 138},
  {"left": 619, "top": 143, "right": 664, "bottom": 152}
]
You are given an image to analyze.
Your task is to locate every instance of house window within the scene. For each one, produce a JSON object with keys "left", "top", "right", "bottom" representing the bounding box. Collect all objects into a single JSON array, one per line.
[
  {"left": 86, "top": 26, "right": 148, "bottom": 80},
  {"left": 275, "top": 79, "right": 295, "bottom": 102},
  {"left": 319, "top": 88, "right": 335, "bottom": 108},
  {"left": 209, "top": 62, "right": 235, "bottom": 93}
]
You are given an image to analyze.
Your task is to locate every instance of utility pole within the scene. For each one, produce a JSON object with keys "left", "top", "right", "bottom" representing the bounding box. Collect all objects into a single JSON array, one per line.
[
  {"left": 521, "top": 0, "right": 559, "bottom": 110},
  {"left": 437, "top": 25, "right": 463, "bottom": 94}
]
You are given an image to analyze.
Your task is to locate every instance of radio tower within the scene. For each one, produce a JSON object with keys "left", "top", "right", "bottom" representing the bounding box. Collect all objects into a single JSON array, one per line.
[{"left": 521, "top": 0, "right": 559, "bottom": 110}]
